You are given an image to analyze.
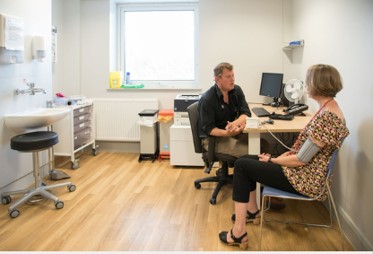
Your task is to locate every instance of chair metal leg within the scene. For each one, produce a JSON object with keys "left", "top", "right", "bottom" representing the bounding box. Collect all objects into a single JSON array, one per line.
[
  {"left": 258, "top": 192, "right": 344, "bottom": 250},
  {"left": 259, "top": 195, "right": 267, "bottom": 251},
  {"left": 327, "top": 183, "right": 344, "bottom": 251}
]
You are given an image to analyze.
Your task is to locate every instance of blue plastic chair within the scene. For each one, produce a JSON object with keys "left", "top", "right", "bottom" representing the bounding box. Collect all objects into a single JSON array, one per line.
[{"left": 259, "top": 148, "right": 344, "bottom": 250}]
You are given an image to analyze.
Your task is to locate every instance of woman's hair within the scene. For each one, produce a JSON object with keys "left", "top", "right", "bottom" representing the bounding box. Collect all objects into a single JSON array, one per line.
[
  {"left": 214, "top": 62, "right": 233, "bottom": 78},
  {"left": 305, "top": 64, "right": 343, "bottom": 97}
]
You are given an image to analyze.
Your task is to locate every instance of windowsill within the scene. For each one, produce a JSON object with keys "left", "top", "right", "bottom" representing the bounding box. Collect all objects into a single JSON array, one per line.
[{"left": 107, "top": 86, "right": 203, "bottom": 91}]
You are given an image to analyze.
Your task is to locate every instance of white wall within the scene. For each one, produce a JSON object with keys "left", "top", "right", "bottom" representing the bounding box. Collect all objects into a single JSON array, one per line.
[
  {"left": 1, "top": 0, "right": 371, "bottom": 250},
  {"left": 283, "top": 0, "right": 373, "bottom": 250},
  {"left": 52, "top": 0, "right": 81, "bottom": 96},
  {"left": 199, "top": 0, "right": 284, "bottom": 103},
  {"left": 51, "top": 0, "right": 373, "bottom": 250},
  {"left": 0, "top": 0, "right": 52, "bottom": 192},
  {"left": 53, "top": 0, "right": 284, "bottom": 110}
]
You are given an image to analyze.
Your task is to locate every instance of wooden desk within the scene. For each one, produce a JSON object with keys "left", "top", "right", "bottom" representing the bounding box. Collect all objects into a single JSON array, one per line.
[
  {"left": 244, "top": 103, "right": 312, "bottom": 203},
  {"left": 244, "top": 103, "right": 312, "bottom": 154}
]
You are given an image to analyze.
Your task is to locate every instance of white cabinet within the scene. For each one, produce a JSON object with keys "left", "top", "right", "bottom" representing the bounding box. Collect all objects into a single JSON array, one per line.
[
  {"left": 53, "top": 103, "right": 97, "bottom": 169},
  {"left": 170, "top": 124, "right": 204, "bottom": 166}
]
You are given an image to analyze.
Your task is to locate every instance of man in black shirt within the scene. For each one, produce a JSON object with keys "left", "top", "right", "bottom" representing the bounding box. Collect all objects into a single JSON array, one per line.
[{"left": 198, "top": 62, "right": 251, "bottom": 158}]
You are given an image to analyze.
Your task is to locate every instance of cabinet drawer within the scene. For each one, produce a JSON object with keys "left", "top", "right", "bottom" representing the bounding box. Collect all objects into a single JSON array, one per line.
[
  {"left": 74, "top": 105, "right": 92, "bottom": 118},
  {"left": 74, "top": 121, "right": 91, "bottom": 133},
  {"left": 74, "top": 113, "right": 91, "bottom": 125},
  {"left": 74, "top": 128, "right": 92, "bottom": 149}
]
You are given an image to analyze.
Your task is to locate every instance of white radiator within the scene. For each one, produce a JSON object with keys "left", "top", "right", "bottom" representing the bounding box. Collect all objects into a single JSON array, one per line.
[{"left": 93, "top": 98, "right": 158, "bottom": 141}]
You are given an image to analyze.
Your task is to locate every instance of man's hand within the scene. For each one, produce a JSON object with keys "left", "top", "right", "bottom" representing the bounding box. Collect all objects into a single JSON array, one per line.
[{"left": 225, "top": 121, "right": 245, "bottom": 135}]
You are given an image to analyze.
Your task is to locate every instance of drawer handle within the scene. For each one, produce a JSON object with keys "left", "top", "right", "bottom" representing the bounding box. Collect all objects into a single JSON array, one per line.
[
  {"left": 79, "top": 116, "right": 85, "bottom": 120},
  {"left": 79, "top": 123, "right": 85, "bottom": 128}
]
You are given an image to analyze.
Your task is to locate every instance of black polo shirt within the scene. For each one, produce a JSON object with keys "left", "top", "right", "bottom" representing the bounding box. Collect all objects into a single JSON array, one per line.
[{"left": 198, "top": 84, "right": 251, "bottom": 138}]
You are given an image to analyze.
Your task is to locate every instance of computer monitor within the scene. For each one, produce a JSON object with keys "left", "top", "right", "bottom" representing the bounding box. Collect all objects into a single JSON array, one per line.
[{"left": 259, "top": 72, "right": 284, "bottom": 107}]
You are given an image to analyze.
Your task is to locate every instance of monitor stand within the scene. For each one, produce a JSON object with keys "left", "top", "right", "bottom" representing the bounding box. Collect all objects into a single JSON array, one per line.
[
  {"left": 270, "top": 97, "right": 281, "bottom": 107},
  {"left": 263, "top": 98, "right": 281, "bottom": 107}
]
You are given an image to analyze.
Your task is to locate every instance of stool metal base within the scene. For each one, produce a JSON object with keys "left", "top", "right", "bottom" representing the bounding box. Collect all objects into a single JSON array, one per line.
[
  {"left": 2, "top": 131, "right": 76, "bottom": 218},
  {"left": 1, "top": 180, "right": 76, "bottom": 218}
]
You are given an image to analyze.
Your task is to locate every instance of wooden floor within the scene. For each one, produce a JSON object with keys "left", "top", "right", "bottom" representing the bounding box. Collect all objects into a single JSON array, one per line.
[{"left": 0, "top": 151, "right": 353, "bottom": 251}]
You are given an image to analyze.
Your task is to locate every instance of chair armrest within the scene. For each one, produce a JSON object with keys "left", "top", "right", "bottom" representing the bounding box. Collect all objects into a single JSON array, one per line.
[
  {"left": 202, "top": 136, "right": 215, "bottom": 174},
  {"left": 207, "top": 136, "right": 216, "bottom": 163}
]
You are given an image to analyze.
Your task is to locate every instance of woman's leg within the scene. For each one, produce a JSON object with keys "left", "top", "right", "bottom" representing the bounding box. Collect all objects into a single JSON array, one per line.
[
  {"left": 233, "top": 154, "right": 299, "bottom": 203},
  {"left": 222, "top": 155, "right": 299, "bottom": 244}
]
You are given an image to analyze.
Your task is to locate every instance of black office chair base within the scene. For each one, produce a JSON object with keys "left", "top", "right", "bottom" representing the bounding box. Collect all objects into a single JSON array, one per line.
[{"left": 194, "top": 166, "right": 233, "bottom": 205}]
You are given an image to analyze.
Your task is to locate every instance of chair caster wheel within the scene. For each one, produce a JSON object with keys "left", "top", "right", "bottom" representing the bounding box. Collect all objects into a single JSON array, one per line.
[
  {"left": 194, "top": 182, "right": 201, "bottom": 189},
  {"left": 2, "top": 196, "right": 11, "bottom": 205},
  {"left": 55, "top": 201, "right": 64, "bottom": 209},
  {"left": 9, "top": 209, "right": 20, "bottom": 218},
  {"left": 210, "top": 198, "right": 216, "bottom": 205},
  {"left": 68, "top": 184, "right": 76, "bottom": 192}
]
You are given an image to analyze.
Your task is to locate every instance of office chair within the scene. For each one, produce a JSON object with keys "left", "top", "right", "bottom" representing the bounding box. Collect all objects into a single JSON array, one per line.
[
  {"left": 259, "top": 147, "right": 345, "bottom": 250},
  {"left": 187, "top": 102, "right": 237, "bottom": 205}
]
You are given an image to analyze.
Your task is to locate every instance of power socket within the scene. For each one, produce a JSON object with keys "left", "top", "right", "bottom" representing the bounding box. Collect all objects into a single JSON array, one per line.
[{"left": 246, "top": 117, "right": 260, "bottom": 129}]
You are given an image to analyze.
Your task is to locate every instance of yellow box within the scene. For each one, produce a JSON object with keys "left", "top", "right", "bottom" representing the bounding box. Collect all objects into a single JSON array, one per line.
[{"left": 109, "top": 71, "right": 121, "bottom": 88}]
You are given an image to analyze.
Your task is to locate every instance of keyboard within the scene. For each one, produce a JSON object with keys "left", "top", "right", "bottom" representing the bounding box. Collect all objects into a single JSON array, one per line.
[
  {"left": 269, "top": 113, "right": 294, "bottom": 121},
  {"left": 251, "top": 107, "right": 271, "bottom": 117}
]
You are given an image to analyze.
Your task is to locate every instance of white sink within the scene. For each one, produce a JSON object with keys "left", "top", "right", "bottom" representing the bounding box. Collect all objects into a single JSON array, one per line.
[{"left": 4, "top": 107, "right": 71, "bottom": 133}]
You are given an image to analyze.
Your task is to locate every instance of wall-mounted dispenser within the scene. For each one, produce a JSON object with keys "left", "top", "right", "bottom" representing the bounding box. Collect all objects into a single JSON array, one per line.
[
  {"left": 0, "top": 13, "right": 24, "bottom": 64},
  {"left": 32, "top": 35, "right": 46, "bottom": 62}
]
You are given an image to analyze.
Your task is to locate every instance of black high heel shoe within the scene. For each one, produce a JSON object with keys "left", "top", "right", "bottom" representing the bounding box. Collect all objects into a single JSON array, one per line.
[
  {"left": 219, "top": 229, "right": 248, "bottom": 249},
  {"left": 231, "top": 210, "right": 261, "bottom": 224}
]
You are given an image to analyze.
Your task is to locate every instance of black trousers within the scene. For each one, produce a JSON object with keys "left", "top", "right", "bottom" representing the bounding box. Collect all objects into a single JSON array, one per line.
[{"left": 232, "top": 155, "right": 301, "bottom": 203}]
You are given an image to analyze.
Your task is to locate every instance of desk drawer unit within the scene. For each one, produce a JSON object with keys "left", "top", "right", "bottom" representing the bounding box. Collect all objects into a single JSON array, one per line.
[{"left": 170, "top": 125, "right": 204, "bottom": 166}]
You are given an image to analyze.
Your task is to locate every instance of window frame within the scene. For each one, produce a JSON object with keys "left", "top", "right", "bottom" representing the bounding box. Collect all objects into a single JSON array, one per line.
[{"left": 117, "top": 2, "right": 199, "bottom": 89}]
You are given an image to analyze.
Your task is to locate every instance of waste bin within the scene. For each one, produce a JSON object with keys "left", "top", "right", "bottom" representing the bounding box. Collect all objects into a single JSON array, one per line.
[
  {"left": 158, "top": 109, "right": 174, "bottom": 160},
  {"left": 138, "top": 109, "right": 159, "bottom": 162}
]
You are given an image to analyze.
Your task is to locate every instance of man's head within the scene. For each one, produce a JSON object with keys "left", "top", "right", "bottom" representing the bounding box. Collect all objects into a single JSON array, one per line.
[{"left": 214, "top": 62, "right": 235, "bottom": 92}]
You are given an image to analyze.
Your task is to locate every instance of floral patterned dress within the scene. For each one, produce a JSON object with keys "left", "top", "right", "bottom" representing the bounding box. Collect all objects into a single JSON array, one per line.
[{"left": 282, "top": 110, "right": 350, "bottom": 201}]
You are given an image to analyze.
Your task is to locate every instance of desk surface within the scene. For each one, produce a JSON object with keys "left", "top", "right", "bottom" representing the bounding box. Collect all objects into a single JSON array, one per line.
[{"left": 244, "top": 103, "right": 312, "bottom": 133}]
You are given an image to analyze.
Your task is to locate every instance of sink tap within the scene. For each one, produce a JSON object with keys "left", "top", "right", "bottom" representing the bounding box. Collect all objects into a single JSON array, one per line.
[{"left": 15, "top": 83, "right": 46, "bottom": 95}]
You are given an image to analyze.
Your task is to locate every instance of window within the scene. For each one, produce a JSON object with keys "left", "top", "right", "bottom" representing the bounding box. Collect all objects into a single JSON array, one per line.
[{"left": 118, "top": 2, "right": 199, "bottom": 88}]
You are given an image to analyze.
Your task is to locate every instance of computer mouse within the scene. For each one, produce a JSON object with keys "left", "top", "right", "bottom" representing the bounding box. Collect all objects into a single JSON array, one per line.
[{"left": 267, "top": 119, "right": 274, "bottom": 124}]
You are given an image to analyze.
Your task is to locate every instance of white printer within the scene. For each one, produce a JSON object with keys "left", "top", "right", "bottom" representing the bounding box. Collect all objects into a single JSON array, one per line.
[{"left": 173, "top": 94, "right": 201, "bottom": 125}]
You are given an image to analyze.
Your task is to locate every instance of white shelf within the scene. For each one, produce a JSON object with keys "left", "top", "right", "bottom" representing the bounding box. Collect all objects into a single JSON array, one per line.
[{"left": 283, "top": 40, "right": 304, "bottom": 51}]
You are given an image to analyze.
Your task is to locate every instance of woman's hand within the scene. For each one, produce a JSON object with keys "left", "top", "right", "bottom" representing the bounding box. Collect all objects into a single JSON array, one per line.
[{"left": 258, "top": 153, "right": 272, "bottom": 163}]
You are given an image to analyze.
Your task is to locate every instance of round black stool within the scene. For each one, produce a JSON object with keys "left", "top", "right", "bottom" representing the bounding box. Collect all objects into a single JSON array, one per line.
[{"left": 1, "top": 131, "right": 76, "bottom": 218}]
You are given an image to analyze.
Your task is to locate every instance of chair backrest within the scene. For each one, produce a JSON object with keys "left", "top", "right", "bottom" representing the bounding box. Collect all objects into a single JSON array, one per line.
[
  {"left": 187, "top": 101, "right": 203, "bottom": 154},
  {"left": 326, "top": 148, "right": 339, "bottom": 178},
  {"left": 326, "top": 138, "right": 346, "bottom": 179}
]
